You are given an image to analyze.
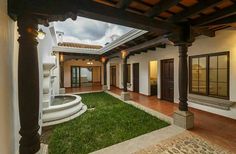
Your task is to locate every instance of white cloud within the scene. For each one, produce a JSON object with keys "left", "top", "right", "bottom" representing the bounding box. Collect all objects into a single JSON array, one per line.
[{"left": 54, "top": 16, "right": 133, "bottom": 46}]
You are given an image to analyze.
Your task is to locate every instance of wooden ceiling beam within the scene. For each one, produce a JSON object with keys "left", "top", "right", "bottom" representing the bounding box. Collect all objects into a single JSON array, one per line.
[
  {"left": 145, "top": 0, "right": 180, "bottom": 18},
  {"left": 193, "top": 27, "right": 215, "bottom": 37},
  {"left": 205, "top": 14, "right": 236, "bottom": 26},
  {"left": 192, "top": 4, "right": 236, "bottom": 26},
  {"left": 24, "top": 0, "right": 180, "bottom": 33},
  {"left": 116, "top": 0, "right": 133, "bottom": 9},
  {"left": 169, "top": 0, "right": 222, "bottom": 22},
  {"left": 126, "top": 35, "right": 169, "bottom": 54}
]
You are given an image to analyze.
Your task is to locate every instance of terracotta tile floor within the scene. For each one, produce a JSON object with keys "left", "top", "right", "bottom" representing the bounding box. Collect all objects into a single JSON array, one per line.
[
  {"left": 109, "top": 86, "right": 236, "bottom": 152},
  {"left": 66, "top": 85, "right": 236, "bottom": 152},
  {"left": 65, "top": 83, "right": 102, "bottom": 93}
]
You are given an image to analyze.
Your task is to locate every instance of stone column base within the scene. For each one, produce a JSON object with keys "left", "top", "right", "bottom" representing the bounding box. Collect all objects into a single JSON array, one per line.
[
  {"left": 36, "top": 144, "right": 48, "bottom": 154},
  {"left": 102, "top": 85, "right": 108, "bottom": 91},
  {"left": 173, "top": 110, "right": 194, "bottom": 129},
  {"left": 121, "top": 92, "right": 130, "bottom": 101}
]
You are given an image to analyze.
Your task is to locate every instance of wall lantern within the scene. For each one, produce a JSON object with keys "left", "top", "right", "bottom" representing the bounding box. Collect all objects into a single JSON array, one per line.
[
  {"left": 87, "top": 61, "right": 94, "bottom": 65},
  {"left": 101, "top": 57, "right": 107, "bottom": 63},
  {"left": 37, "top": 29, "right": 46, "bottom": 40},
  {"left": 60, "top": 54, "right": 64, "bottom": 62},
  {"left": 121, "top": 50, "right": 128, "bottom": 59}
]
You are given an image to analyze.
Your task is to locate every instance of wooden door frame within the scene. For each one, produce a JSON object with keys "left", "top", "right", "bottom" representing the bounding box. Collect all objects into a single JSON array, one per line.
[{"left": 160, "top": 58, "right": 174, "bottom": 102}]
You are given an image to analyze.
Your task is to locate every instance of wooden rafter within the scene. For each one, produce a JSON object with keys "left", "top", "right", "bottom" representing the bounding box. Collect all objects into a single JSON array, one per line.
[
  {"left": 168, "top": 0, "right": 222, "bottom": 22},
  {"left": 205, "top": 14, "right": 236, "bottom": 26},
  {"left": 116, "top": 0, "right": 133, "bottom": 9},
  {"left": 145, "top": 0, "right": 180, "bottom": 17},
  {"left": 192, "top": 3, "right": 236, "bottom": 26},
  {"left": 126, "top": 35, "right": 168, "bottom": 53}
]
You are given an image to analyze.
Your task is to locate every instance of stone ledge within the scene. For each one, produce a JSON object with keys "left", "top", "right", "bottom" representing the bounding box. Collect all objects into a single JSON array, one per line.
[{"left": 188, "top": 94, "right": 235, "bottom": 110}]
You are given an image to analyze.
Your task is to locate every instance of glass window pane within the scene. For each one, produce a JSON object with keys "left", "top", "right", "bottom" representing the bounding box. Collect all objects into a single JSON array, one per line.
[
  {"left": 199, "top": 57, "right": 206, "bottom": 69},
  {"left": 199, "top": 81, "right": 206, "bottom": 94},
  {"left": 192, "top": 70, "right": 198, "bottom": 81},
  {"left": 199, "top": 69, "right": 206, "bottom": 81},
  {"left": 218, "top": 69, "right": 227, "bottom": 82},
  {"left": 72, "top": 68, "right": 76, "bottom": 73},
  {"left": 191, "top": 81, "right": 198, "bottom": 92},
  {"left": 218, "top": 55, "right": 227, "bottom": 68},
  {"left": 218, "top": 83, "right": 228, "bottom": 97},
  {"left": 209, "top": 82, "right": 217, "bottom": 95},
  {"left": 192, "top": 58, "right": 198, "bottom": 70},
  {"left": 210, "top": 56, "right": 217, "bottom": 69},
  {"left": 209, "top": 69, "right": 217, "bottom": 82}
]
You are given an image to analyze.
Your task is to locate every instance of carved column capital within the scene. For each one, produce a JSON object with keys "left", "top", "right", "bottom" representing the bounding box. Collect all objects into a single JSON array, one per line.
[{"left": 169, "top": 22, "right": 195, "bottom": 46}]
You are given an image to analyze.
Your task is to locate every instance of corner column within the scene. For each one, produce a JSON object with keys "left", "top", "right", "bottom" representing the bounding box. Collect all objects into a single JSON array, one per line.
[
  {"left": 173, "top": 43, "right": 194, "bottom": 129},
  {"left": 178, "top": 44, "right": 188, "bottom": 111},
  {"left": 17, "top": 13, "right": 40, "bottom": 153},
  {"left": 170, "top": 22, "right": 194, "bottom": 130},
  {"left": 121, "top": 54, "right": 130, "bottom": 101}
]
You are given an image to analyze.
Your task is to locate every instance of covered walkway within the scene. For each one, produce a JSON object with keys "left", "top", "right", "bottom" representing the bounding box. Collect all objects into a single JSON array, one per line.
[{"left": 109, "top": 86, "right": 236, "bottom": 152}]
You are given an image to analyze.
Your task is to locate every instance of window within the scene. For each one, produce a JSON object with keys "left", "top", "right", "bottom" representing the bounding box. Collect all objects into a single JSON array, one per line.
[
  {"left": 189, "top": 52, "right": 229, "bottom": 99},
  {"left": 127, "top": 64, "right": 131, "bottom": 83}
]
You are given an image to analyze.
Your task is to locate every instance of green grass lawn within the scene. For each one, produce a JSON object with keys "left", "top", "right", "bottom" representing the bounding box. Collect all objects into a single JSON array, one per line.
[{"left": 48, "top": 92, "right": 169, "bottom": 154}]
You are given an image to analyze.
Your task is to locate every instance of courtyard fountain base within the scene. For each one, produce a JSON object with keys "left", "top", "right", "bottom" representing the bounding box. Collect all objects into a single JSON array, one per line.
[{"left": 42, "top": 94, "right": 87, "bottom": 126}]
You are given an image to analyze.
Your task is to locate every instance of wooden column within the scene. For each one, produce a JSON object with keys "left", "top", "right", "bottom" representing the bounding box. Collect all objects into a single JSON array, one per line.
[
  {"left": 123, "top": 58, "right": 128, "bottom": 92},
  {"left": 103, "top": 62, "right": 107, "bottom": 85},
  {"left": 178, "top": 44, "right": 188, "bottom": 111},
  {"left": 171, "top": 23, "right": 194, "bottom": 129},
  {"left": 17, "top": 13, "right": 40, "bottom": 154}
]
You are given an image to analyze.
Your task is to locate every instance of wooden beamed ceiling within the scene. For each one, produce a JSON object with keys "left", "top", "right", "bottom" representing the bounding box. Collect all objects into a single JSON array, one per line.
[{"left": 8, "top": 0, "right": 236, "bottom": 58}]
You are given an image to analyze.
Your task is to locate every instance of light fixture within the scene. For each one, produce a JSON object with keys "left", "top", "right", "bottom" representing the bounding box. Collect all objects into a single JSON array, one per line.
[
  {"left": 60, "top": 54, "right": 64, "bottom": 62},
  {"left": 87, "top": 61, "right": 93, "bottom": 65},
  {"left": 101, "top": 57, "right": 107, "bottom": 63},
  {"left": 37, "top": 29, "right": 46, "bottom": 40},
  {"left": 121, "top": 50, "right": 127, "bottom": 59}
]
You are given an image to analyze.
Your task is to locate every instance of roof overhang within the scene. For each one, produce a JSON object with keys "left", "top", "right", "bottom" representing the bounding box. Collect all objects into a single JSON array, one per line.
[{"left": 53, "top": 29, "right": 147, "bottom": 55}]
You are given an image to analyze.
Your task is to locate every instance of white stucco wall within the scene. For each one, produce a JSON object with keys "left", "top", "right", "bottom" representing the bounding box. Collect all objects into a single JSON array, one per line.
[
  {"left": 38, "top": 25, "right": 56, "bottom": 64},
  {"left": 108, "top": 29, "right": 236, "bottom": 119},
  {"left": 109, "top": 29, "right": 236, "bottom": 119},
  {"left": 0, "top": 0, "right": 20, "bottom": 153}
]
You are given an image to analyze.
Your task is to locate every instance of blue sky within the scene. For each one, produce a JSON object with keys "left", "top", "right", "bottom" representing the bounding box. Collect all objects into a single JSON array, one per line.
[{"left": 54, "top": 16, "right": 132, "bottom": 47}]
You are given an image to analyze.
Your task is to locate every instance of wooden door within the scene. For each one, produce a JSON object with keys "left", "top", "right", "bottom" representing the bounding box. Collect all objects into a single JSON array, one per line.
[
  {"left": 133, "top": 63, "right": 139, "bottom": 93},
  {"left": 111, "top": 66, "right": 116, "bottom": 86},
  {"left": 161, "top": 59, "right": 174, "bottom": 102}
]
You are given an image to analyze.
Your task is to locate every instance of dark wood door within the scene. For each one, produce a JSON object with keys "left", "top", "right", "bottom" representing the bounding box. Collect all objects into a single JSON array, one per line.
[
  {"left": 111, "top": 66, "right": 116, "bottom": 86},
  {"left": 133, "top": 63, "right": 139, "bottom": 93},
  {"left": 161, "top": 59, "right": 174, "bottom": 102}
]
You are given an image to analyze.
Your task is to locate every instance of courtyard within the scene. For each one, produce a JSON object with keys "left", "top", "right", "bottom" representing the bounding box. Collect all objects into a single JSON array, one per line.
[
  {"left": 41, "top": 92, "right": 169, "bottom": 154},
  {"left": 1, "top": 0, "right": 236, "bottom": 154},
  {"left": 40, "top": 90, "right": 236, "bottom": 154}
]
